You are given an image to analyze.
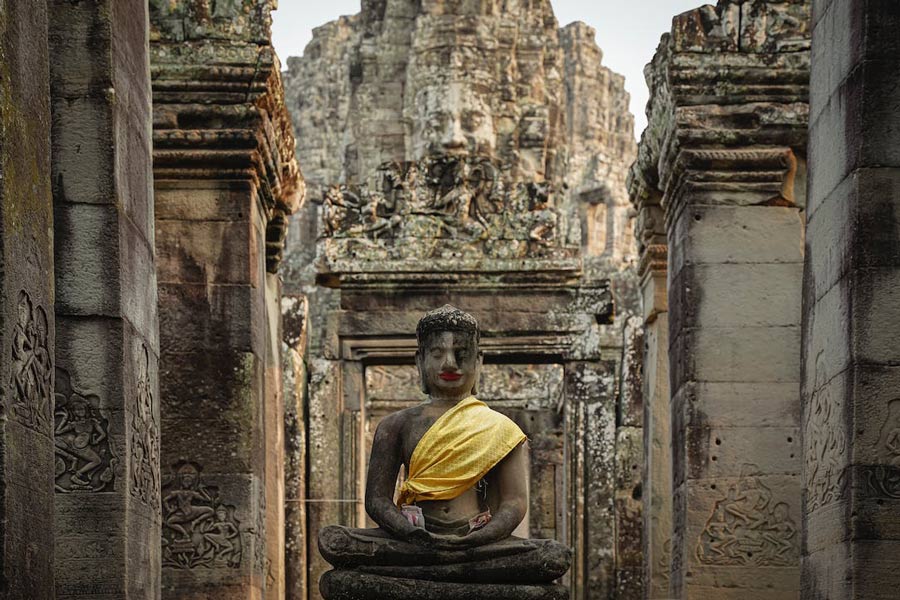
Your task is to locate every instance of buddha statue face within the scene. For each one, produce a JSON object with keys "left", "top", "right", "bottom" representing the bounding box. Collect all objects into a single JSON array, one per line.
[
  {"left": 415, "top": 305, "right": 482, "bottom": 400},
  {"left": 411, "top": 82, "right": 495, "bottom": 160}
]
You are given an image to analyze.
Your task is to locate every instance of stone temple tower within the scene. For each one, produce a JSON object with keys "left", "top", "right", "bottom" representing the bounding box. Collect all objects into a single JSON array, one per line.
[{"left": 282, "top": 1, "right": 641, "bottom": 598}]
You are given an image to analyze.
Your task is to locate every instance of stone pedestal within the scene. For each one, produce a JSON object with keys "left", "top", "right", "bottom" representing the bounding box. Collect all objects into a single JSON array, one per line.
[
  {"left": 631, "top": 3, "right": 811, "bottom": 598},
  {"left": 48, "top": 1, "right": 161, "bottom": 597},
  {"left": 0, "top": 1, "right": 56, "bottom": 596},
  {"left": 149, "top": 2, "right": 302, "bottom": 597},
  {"left": 802, "top": 2, "right": 900, "bottom": 598}
]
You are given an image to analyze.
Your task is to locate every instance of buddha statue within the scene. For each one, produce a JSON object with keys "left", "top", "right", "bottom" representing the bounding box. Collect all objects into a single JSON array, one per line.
[{"left": 318, "top": 305, "right": 571, "bottom": 600}]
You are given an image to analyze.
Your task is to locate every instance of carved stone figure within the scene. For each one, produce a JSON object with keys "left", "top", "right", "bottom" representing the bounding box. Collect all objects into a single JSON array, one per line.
[
  {"left": 162, "top": 461, "right": 243, "bottom": 569},
  {"left": 805, "top": 350, "right": 847, "bottom": 512},
  {"left": 54, "top": 368, "right": 116, "bottom": 493},
  {"left": 131, "top": 346, "right": 160, "bottom": 506},
  {"left": 318, "top": 305, "right": 571, "bottom": 600},
  {"left": 695, "top": 465, "right": 798, "bottom": 567},
  {"left": 8, "top": 290, "right": 53, "bottom": 433}
]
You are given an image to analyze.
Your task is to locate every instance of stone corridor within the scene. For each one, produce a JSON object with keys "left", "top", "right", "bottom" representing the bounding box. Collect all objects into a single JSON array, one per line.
[{"left": 0, "top": 1, "right": 898, "bottom": 599}]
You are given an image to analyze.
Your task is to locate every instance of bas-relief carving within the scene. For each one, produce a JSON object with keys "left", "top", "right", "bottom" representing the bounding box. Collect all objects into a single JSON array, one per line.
[
  {"left": 149, "top": 0, "right": 268, "bottom": 43},
  {"left": 322, "top": 157, "right": 573, "bottom": 262},
  {"left": 862, "top": 399, "right": 900, "bottom": 499},
  {"left": 162, "top": 461, "right": 243, "bottom": 569},
  {"left": 130, "top": 346, "right": 160, "bottom": 507},
  {"left": 876, "top": 399, "right": 900, "bottom": 466},
  {"left": 695, "top": 466, "right": 798, "bottom": 567},
  {"left": 54, "top": 368, "right": 116, "bottom": 493},
  {"left": 658, "top": 538, "right": 671, "bottom": 583},
  {"left": 805, "top": 351, "right": 847, "bottom": 512},
  {"left": 365, "top": 364, "right": 564, "bottom": 410},
  {"left": 7, "top": 290, "right": 53, "bottom": 434}
]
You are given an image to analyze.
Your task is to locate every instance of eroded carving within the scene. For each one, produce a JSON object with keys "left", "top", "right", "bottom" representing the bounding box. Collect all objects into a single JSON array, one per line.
[
  {"left": 7, "top": 290, "right": 53, "bottom": 433},
  {"left": 162, "top": 461, "right": 242, "bottom": 569},
  {"left": 149, "top": 0, "right": 268, "bottom": 43},
  {"left": 365, "top": 363, "right": 564, "bottom": 410},
  {"left": 863, "top": 466, "right": 900, "bottom": 500},
  {"left": 54, "top": 368, "right": 116, "bottom": 492},
  {"left": 805, "top": 351, "right": 847, "bottom": 512},
  {"left": 696, "top": 466, "right": 797, "bottom": 567},
  {"left": 130, "top": 346, "right": 160, "bottom": 506},
  {"left": 322, "top": 157, "right": 571, "bottom": 262}
]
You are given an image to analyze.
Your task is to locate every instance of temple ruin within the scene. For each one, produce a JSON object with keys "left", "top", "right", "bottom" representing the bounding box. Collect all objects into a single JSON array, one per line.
[{"left": 0, "top": 0, "right": 898, "bottom": 599}]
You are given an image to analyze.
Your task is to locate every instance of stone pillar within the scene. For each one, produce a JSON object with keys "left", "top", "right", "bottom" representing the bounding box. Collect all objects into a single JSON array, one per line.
[
  {"left": 628, "top": 170, "right": 671, "bottom": 599},
  {"left": 614, "top": 319, "right": 645, "bottom": 600},
  {"left": 634, "top": 2, "right": 810, "bottom": 597},
  {"left": 282, "top": 295, "right": 308, "bottom": 600},
  {"left": 149, "top": 2, "right": 302, "bottom": 597},
  {"left": 47, "top": 0, "right": 161, "bottom": 597},
  {"left": 802, "top": 2, "right": 900, "bottom": 597},
  {"left": 0, "top": 1, "right": 56, "bottom": 596}
]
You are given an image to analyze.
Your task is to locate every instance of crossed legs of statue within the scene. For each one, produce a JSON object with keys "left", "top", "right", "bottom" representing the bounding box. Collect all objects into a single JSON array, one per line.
[{"left": 319, "top": 525, "right": 571, "bottom": 600}]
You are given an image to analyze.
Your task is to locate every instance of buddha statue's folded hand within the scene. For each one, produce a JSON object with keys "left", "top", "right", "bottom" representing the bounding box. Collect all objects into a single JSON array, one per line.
[
  {"left": 426, "top": 532, "right": 478, "bottom": 551},
  {"left": 403, "top": 527, "right": 433, "bottom": 546}
]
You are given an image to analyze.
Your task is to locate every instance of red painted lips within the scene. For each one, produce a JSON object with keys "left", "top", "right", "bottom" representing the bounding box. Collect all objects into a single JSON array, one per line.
[{"left": 439, "top": 372, "right": 462, "bottom": 381}]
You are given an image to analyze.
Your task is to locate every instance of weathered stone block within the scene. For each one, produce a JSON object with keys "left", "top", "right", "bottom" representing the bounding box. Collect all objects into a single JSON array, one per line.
[
  {"left": 679, "top": 382, "right": 800, "bottom": 429},
  {"left": 682, "top": 425, "right": 800, "bottom": 480},
  {"left": 50, "top": 95, "right": 116, "bottom": 204},
  {"left": 671, "top": 326, "right": 800, "bottom": 388},
  {"left": 672, "top": 263, "right": 802, "bottom": 329},
  {"left": 154, "top": 181, "right": 261, "bottom": 222},
  {"left": 801, "top": 280, "right": 851, "bottom": 391},
  {"left": 156, "top": 220, "right": 258, "bottom": 285},
  {"left": 670, "top": 206, "right": 804, "bottom": 277},
  {"left": 809, "top": 59, "right": 900, "bottom": 204},
  {"left": 53, "top": 202, "right": 121, "bottom": 315},
  {"left": 158, "top": 283, "right": 263, "bottom": 355}
]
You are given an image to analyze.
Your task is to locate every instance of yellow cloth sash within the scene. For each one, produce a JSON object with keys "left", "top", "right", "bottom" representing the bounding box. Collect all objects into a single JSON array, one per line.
[{"left": 397, "top": 396, "right": 526, "bottom": 506}]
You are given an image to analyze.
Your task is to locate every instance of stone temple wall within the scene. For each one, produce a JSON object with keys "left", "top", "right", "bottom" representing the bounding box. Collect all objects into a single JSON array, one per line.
[
  {"left": 282, "top": 0, "right": 641, "bottom": 598},
  {"left": 149, "top": 0, "right": 303, "bottom": 598},
  {"left": 630, "top": 1, "right": 811, "bottom": 598}
]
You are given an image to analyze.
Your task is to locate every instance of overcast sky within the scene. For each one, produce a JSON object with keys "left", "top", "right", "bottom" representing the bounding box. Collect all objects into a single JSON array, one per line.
[{"left": 271, "top": 0, "right": 705, "bottom": 139}]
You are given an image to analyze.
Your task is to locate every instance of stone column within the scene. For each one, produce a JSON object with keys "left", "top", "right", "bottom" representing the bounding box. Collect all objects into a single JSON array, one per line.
[
  {"left": 48, "top": 0, "right": 161, "bottom": 597},
  {"left": 282, "top": 295, "right": 309, "bottom": 600},
  {"left": 634, "top": 3, "right": 811, "bottom": 598},
  {"left": 150, "top": 2, "right": 302, "bottom": 597},
  {"left": 0, "top": 1, "right": 56, "bottom": 596},
  {"left": 628, "top": 171, "right": 671, "bottom": 599},
  {"left": 802, "top": 2, "right": 900, "bottom": 598}
]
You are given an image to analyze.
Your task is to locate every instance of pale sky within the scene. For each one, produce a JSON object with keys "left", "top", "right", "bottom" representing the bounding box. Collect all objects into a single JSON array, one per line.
[{"left": 271, "top": 0, "right": 705, "bottom": 138}]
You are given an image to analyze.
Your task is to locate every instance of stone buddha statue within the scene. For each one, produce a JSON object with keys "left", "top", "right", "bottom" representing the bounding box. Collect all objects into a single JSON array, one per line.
[{"left": 318, "top": 305, "right": 571, "bottom": 600}]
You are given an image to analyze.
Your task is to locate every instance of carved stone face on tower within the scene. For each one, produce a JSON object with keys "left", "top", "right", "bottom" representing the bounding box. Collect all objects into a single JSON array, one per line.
[{"left": 412, "top": 83, "right": 495, "bottom": 160}]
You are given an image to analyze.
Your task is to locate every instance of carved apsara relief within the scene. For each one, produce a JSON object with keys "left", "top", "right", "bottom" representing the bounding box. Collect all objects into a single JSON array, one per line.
[
  {"left": 322, "top": 157, "right": 574, "bottom": 262},
  {"left": 54, "top": 368, "right": 116, "bottom": 492},
  {"left": 7, "top": 290, "right": 53, "bottom": 433},
  {"left": 130, "top": 346, "right": 160, "bottom": 507},
  {"left": 695, "top": 466, "right": 798, "bottom": 567},
  {"left": 162, "top": 461, "right": 242, "bottom": 569},
  {"left": 804, "top": 351, "right": 847, "bottom": 512}
]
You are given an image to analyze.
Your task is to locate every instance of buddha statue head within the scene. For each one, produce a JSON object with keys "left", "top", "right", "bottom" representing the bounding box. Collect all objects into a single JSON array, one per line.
[{"left": 415, "top": 304, "right": 482, "bottom": 399}]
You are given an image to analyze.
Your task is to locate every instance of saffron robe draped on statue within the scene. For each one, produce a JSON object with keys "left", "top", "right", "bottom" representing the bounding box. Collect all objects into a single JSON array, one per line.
[{"left": 397, "top": 396, "right": 527, "bottom": 506}]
